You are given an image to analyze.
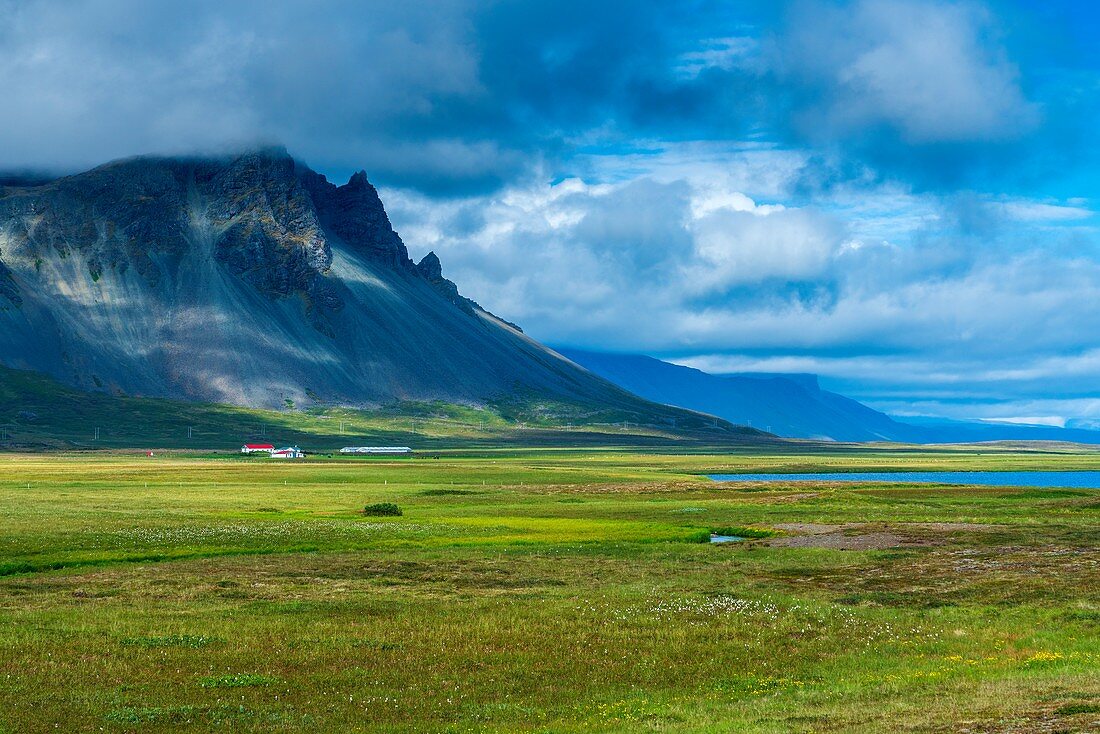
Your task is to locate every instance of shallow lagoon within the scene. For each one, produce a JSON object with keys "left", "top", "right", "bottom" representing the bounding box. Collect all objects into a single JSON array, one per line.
[{"left": 710, "top": 471, "right": 1100, "bottom": 488}]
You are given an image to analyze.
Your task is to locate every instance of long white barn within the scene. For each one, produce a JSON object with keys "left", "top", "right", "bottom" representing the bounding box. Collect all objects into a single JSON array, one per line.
[{"left": 340, "top": 446, "right": 413, "bottom": 454}]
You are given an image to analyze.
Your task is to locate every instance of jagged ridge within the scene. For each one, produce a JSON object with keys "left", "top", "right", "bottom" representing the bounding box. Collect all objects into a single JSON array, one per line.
[{"left": 0, "top": 149, "right": 736, "bottom": 430}]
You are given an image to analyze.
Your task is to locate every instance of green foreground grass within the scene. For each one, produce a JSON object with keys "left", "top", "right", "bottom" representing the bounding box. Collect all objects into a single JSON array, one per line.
[{"left": 0, "top": 447, "right": 1097, "bottom": 732}]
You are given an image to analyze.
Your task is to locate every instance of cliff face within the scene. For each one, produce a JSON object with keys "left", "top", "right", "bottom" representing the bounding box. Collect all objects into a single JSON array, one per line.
[{"left": 0, "top": 149, "right": 677, "bottom": 418}]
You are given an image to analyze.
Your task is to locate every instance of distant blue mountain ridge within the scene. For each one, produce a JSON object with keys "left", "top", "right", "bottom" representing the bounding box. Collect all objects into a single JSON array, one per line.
[{"left": 558, "top": 348, "right": 1100, "bottom": 444}]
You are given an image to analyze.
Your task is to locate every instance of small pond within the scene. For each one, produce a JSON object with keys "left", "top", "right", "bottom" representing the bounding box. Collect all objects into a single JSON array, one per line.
[
  {"left": 709, "top": 534, "right": 744, "bottom": 544},
  {"left": 709, "top": 471, "right": 1100, "bottom": 489}
]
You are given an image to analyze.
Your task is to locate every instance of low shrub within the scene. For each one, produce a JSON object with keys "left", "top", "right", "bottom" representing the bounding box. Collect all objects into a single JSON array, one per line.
[{"left": 363, "top": 502, "right": 402, "bottom": 517}]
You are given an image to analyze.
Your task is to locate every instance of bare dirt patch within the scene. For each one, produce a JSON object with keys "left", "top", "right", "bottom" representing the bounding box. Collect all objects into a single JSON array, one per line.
[
  {"left": 771, "top": 523, "right": 851, "bottom": 534},
  {"left": 764, "top": 522, "right": 999, "bottom": 551},
  {"left": 768, "top": 530, "right": 908, "bottom": 550}
]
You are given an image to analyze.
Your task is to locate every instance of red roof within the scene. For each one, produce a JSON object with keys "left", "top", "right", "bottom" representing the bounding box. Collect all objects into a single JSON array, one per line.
[{"left": 244, "top": 443, "right": 274, "bottom": 449}]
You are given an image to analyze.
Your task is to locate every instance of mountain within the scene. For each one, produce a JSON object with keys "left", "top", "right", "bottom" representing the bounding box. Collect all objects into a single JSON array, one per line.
[
  {"left": 0, "top": 149, "right": 743, "bottom": 432},
  {"left": 887, "top": 415, "right": 1100, "bottom": 445},
  {"left": 559, "top": 349, "right": 1100, "bottom": 444},
  {"left": 558, "top": 349, "right": 920, "bottom": 441}
]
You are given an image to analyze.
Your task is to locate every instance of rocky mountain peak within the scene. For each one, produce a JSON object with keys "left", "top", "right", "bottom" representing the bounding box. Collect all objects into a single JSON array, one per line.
[
  {"left": 417, "top": 250, "right": 443, "bottom": 280},
  {"left": 0, "top": 149, "right": 505, "bottom": 336},
  {"left": 345, "top": 170, "right": 370, "bottom": 189},
  {"left": 297, "top": 166, "right": 410, "bottom": 270},
  {"left": 0, "top": 149, "right": 690, "bottom": 423},
  {"left": 415, "top": 250, "right": 520, "bottom": 331}
]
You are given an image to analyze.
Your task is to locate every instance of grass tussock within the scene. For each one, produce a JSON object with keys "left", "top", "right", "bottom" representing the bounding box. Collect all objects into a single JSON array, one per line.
[{"left": 362, "top": 502, "right": 402, "bottom": 517}]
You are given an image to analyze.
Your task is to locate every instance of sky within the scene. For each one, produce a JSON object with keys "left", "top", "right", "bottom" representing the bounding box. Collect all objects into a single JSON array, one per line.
[{"left": 2, "top": 0, "right": 1100, "bottom": 427}]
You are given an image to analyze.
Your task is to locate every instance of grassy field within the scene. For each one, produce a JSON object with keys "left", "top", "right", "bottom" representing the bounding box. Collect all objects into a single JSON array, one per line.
[{"left": 0, "top": 447, "right": 1097, "bottom": 732}]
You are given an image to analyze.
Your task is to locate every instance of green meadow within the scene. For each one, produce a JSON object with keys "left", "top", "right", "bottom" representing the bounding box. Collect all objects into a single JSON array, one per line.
[{"left": 0, "top": 447, "right": 1097, "bottom": 732}]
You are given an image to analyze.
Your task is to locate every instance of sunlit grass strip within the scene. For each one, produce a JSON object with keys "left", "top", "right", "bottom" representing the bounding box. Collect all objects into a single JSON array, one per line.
[{"left": 198, "top": 673, "right": 280, "bottom": 688}]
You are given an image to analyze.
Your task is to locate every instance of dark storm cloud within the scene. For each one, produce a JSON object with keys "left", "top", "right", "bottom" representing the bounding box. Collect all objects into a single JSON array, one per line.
[
  {"left": 1, "top": 0, "right": 506, "bottom": 192},
  {"left": 2, "top": 0, "right": 1083, "bottom": 198},
  {"left": 0, "top": 0, "right": 760, "bottom": 193}
]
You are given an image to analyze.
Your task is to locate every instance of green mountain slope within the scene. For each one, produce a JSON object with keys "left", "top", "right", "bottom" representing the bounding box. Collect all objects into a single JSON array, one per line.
[{"left": 0, "top": 364, "right": 764, "bottom": 450}]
